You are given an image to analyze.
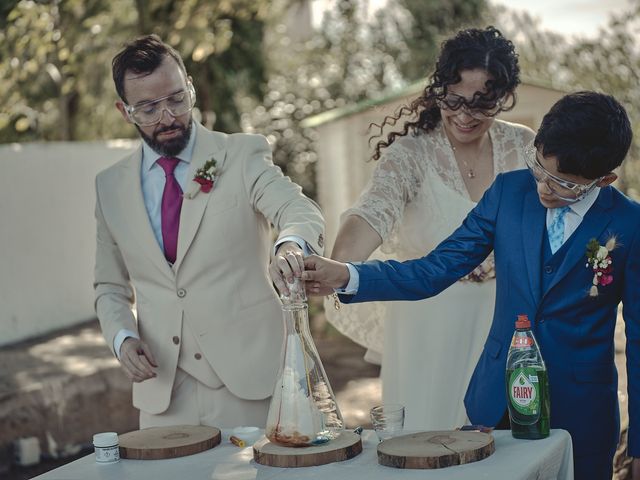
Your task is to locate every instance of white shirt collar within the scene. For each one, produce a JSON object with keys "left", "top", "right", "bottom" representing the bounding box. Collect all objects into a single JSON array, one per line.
[
  {"left": 566, "top": 186, "right": 600, "bottom": 219},
  {"left": 141, "top": 121, "right": 197, "bottom": 171}
]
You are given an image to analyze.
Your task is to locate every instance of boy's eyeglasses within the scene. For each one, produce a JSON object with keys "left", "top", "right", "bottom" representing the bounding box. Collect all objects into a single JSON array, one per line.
[
  {"left": 435, "top": 93, "right": 504, "bottom": 119},
  {"left": 124, "top": 83, "right": 196, "bottom": 127},
  {"left": 525, "top": 144, "right": 602, "bottom": 203}
]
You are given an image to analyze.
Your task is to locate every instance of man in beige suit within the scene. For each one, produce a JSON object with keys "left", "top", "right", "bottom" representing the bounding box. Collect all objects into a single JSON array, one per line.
[{"left": 94, "top": 35, "right": 324, "bottom": 429}]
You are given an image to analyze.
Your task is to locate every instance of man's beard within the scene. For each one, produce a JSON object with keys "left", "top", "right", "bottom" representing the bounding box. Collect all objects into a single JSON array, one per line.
[{"left": 137, "top": 120, "right": 193, "bottom": 157}]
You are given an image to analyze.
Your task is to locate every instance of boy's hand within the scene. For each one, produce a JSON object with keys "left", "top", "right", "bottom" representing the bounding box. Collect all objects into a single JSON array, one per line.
[{"left": 302, "top": 255, "right": 350, "bottom": 295}]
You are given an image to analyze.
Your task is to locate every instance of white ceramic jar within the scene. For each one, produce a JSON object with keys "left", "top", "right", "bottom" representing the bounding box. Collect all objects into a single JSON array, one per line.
[{"left": 93, "top": 432, "right": 120, "bottom": 464}]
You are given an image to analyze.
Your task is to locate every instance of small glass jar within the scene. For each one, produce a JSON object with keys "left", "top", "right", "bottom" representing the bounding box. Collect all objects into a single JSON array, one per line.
[{"left": 93, "top": 432, "right": 120, "bottom": 464}]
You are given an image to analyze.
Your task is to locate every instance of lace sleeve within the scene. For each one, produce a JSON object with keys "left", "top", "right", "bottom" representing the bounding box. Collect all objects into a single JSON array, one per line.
[
  {"left": 492, "top": 120, "right": 535, "bottom": 172},
  {"left": 344, "top": 135, "right": 428, "bottom": 241},
  {"left": 326, "top": 135, "right": 428, "bottom": 357}
]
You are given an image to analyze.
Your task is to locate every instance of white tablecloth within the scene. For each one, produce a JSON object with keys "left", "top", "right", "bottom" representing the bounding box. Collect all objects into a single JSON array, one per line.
[{"left": 33, "top": 429, "right": 573, "bottom": 480}]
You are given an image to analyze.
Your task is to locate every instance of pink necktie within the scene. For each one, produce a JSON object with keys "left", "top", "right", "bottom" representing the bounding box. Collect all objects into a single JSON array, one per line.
[{"left": 157, "top": 157, "right": 183, "bottom": 263}]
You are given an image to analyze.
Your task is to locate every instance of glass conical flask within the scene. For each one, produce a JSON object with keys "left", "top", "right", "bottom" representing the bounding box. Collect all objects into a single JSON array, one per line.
[{"left": 265, "top": 277, "right": 344, "bottom": 447}]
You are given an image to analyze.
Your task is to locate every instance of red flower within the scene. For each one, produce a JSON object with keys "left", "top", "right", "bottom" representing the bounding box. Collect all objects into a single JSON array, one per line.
[
  {"left": 195, "top": 177, "right": 214, "bottom": 193},
  {"left": 600, "top": 275, "right": 614, "bottom": 286},
  {"left": 185, "top": 157, "right": 217, "bottom": 199}
]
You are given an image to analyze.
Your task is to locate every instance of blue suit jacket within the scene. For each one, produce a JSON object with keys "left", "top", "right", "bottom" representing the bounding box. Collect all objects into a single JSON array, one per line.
[{"left": 344, "top": 170, "right": 640, "bottom": 459}]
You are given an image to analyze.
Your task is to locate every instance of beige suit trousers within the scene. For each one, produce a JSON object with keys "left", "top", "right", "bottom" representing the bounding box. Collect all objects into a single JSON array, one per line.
[{"left": 139, "top": 368, "right": 270, "bottom": 429}]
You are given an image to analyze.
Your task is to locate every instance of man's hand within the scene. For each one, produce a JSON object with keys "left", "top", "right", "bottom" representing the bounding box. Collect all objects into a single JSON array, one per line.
[
  {"left": 302, "top": 255, "right": 351, "bottom": 295},
  {"left": 119, "top": 337, "right": 158, "bottom": 382},
  {"left": 633, "top": 457, "right": 640, "bottom": 480},
  {"left": 270, "top": 241, "right": 305, "bottom": 295}
]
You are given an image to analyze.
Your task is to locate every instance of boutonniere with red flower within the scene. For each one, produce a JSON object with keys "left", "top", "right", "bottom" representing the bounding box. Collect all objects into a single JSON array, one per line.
[
  {"left": 185, "top": 157, "right": 217, "bottom": 199},
  {"left": 585, "top": 236, "right": 616, "bottom": 297}
]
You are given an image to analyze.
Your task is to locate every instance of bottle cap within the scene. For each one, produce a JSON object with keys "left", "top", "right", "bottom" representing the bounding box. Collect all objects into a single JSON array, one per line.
[
  {"left": 515, "top": 314, "right": 531, "bottom": 329},
  {"left": 93, "top": 432, "right": 118, "bottom": 447}
]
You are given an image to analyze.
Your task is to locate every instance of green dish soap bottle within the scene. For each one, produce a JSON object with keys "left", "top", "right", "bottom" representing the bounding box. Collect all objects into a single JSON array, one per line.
[{"left": 505, "top": 314, "right": 550, "bottom": 439}]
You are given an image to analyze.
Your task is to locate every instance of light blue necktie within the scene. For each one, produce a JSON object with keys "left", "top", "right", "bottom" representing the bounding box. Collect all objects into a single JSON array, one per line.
[{"left": 548, "top": 206, "right": 571, "bottom": 254}]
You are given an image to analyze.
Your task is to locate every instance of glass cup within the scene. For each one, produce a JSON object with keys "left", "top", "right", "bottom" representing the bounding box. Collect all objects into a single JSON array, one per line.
[{"left": 369, "top": 404, "right": 405, "bottom": 442}]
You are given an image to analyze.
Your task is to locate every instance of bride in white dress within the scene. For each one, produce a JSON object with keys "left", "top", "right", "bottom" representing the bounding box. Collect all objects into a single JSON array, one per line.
[{"left": 324, "top": 27, "right": 534, "bottom": 430}]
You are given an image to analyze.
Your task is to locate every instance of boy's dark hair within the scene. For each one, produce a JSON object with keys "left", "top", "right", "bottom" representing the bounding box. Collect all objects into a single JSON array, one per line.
[
  {"left": 534, "top": 91, "right": 632, "bottom": 179},
  {"left": 112, "top": 34, "right": 187, "bottom": 103}
]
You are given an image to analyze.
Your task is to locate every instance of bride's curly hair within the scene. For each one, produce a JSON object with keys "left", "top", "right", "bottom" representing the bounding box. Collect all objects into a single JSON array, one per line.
[{"left": 370, "top": 26, "right": 520, "bottom": 161}]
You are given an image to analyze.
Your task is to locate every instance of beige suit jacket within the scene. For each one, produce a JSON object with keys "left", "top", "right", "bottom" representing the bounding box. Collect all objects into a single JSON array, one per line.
[{"left": 94, "top": 123, "right": 324, "bottom": 414}]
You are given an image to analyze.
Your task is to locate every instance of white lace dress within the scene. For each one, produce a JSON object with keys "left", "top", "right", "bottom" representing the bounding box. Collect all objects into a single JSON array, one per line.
[{"left": 326, "top": 119, "right": 534, "bottom": 430}]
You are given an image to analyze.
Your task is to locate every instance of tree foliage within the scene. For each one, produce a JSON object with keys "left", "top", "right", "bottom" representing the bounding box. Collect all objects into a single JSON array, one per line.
[
  {"left": 137, "top": 0, "right": 270, "bottom": 133},
  {"left": 0, "top": 0, "right": 128, "bottom": 142},
  {"left": 494, "top": 2, "right": 640, "bottom": 196},
  {"left": 4, "top": 0, "right": 638, "bottom": 196},
  {"left": 0, "top": 0, "right": 501, "bottom": 198},
  {"left": 0, "top": 0, "right": 269, "bottom": 142},
  {"left": 395, "top": 0, "right": 485, "bottom": 81},
  {"left": 243, "top": 0, "right": 489, "bottom": 196}
]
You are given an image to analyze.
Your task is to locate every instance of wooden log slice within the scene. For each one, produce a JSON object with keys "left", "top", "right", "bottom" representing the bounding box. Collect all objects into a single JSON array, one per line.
[
  {"left": 119, "top": 425, "right": 221, "bottom": 460},
  {"left": 377, "top": 430, "right": 494, "bottom": 469},
  {"left": 253, "top": 431, "right": 362, "bottom": 467}
]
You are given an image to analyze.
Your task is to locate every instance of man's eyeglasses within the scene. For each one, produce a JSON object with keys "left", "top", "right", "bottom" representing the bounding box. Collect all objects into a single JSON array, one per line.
[
  {"left": 124, "top": 83, "right": 196, "bottom": 126},
  {"left": 525, "top": 144, "right": 601, "bottom": 203},
  {"left": 435, "top": 93, "right": 504, "bottom": 120}
]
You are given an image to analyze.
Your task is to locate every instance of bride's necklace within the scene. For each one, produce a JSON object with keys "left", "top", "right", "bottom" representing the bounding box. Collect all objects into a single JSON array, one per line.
[
  {"left": 450, "top": 138, "right": 490, "bottom": 179},
  {"left": 451, "top": 145, "right": 477, "bottom": 179}
]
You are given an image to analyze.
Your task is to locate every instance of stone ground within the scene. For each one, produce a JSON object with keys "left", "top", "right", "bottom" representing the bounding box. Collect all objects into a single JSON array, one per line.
[{"left": 0, "top": 303, "right": 632, "bottom": 479}]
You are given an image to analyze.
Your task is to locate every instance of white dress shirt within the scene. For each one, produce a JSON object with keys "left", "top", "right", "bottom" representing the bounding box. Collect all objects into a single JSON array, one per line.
[{"left": 339, "top": 187, "right": 602, "bottom": 296}]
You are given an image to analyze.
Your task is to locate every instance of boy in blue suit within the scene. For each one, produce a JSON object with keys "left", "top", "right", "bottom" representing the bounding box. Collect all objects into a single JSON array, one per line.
[{"left": 304, "top": 92, "right": 640, "bottom": 479}]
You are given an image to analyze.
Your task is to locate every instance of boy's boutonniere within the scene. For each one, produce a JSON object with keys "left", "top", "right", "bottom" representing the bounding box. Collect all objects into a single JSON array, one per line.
[
  {"left": 585, "top": 236, "right": 617, "bottom": 297},
  {"left": 185, "top": 157, "right": 217, "bottom": 199}
]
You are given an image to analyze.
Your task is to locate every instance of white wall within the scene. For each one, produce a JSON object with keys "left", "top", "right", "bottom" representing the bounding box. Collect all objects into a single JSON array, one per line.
[{"left": 0, "top": 140, "right": 138, "bottom": 346}]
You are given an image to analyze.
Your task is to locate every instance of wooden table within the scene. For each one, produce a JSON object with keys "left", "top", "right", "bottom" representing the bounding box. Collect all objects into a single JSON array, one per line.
[{"left": 33, "top": 429, "right": 574, "bottom": 480}]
